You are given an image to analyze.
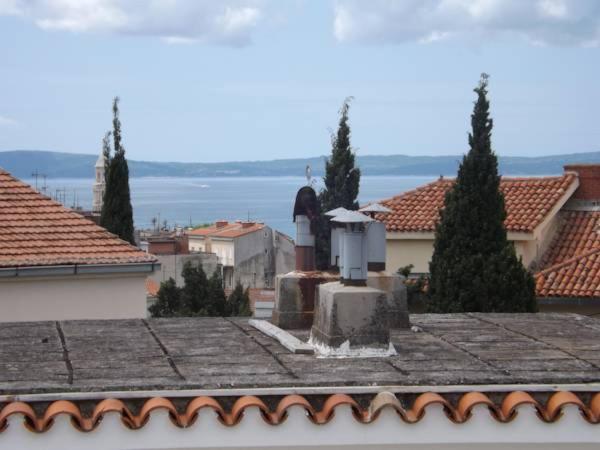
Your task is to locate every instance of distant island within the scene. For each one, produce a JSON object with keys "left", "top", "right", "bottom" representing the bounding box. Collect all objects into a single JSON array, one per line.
[{"left": 1, "top": 149, "right": 600, "bottom": 178}]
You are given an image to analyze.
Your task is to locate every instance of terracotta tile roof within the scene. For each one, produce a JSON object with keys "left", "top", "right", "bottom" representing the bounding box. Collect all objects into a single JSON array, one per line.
[
  {"left": 0, "top": 167, "right": 156, "bottom": 268},
  {"left": 540, "top": 210, "right": 600, "bottom": 268},
  {"left": 378, "top": 174, "right": 577, "bottom": 233},
  {"left": 146, "top": 278, "right": 160, "bottom": 297},
  {"left": 536, "top": 247, "right": 600, "bottom": 298},
  {"left": 1, "top": 391, "right": 600, "bottom": 433},
  {"left": 188, "top": 221, "right": 265, "bottom": 239}
]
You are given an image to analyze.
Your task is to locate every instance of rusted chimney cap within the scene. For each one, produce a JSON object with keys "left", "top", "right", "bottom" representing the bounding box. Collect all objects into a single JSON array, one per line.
[{"left": 293, "top": 186, "right": 319, "bottom": 221}]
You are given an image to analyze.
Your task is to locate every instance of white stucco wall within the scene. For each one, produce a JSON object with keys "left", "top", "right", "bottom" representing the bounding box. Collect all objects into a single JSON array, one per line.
[
  {"left": 0, "top": 273, "right": 148, "bottom": 322},
  {"left": 386, "top": 238, "right": 434, "bottom": 274},
  {"left": 386, "top": 228, "right": 558, "bottom": 275}
]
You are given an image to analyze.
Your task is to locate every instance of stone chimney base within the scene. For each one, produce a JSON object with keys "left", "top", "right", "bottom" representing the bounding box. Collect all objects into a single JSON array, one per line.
[
  {"left": 311, "top": 282, "right": 390, "bottom": 348},
  {"left": 271, "top": 271, "right": 338, "bottom": 329}
]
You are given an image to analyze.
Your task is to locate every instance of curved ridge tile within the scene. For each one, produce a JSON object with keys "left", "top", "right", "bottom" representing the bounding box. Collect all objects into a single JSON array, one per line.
[
  {"left": 273, "top": 394, "right": 316, "bottom": 425},
  {"left": 367, "top": 391, "right": 410, "bottom": 423},
  {"left": 456, "top": 392, "right": 501, "bottom": 423},
  {"left": 411, "top": 392, "right": 456, "bottom": 423},
  {"left": 0, "top": 402, "right": 38, "bottom": 432},
  {"left": 2, "top": 390, "right": 600, "bottom": 434},
  {"left": 135, "top": 397, "right": 180, "bottom": 429},
  {"left": 546, "top": 392, "right": 591, "bottom": 423},
  {"left": 229, "top": 396, "right": 270, "bottom": 426},
  {"left": 313, "top": 394, "right": 361, "bottom": 424},
  {"left": 501, "top": 391, "right": 542, "bottom": 423},
  {"left": 183, "top": 396, "right": 227, "bottom": 428}
]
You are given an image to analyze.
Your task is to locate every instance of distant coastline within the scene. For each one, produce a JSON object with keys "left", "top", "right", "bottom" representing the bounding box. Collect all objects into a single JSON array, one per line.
[{"left": 1, "top": 149, "right": 600, "bottom": 179}]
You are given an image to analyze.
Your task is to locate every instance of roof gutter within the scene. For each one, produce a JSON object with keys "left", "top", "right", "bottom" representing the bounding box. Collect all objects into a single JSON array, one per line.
[
  {"left": 0, "top": 262, "right": 160, "bottom": 278},
  {"left": 2, "top": 382, "right": 600, "bottom": 403}
]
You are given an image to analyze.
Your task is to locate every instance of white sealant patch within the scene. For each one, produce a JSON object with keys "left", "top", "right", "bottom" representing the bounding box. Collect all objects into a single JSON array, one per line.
[{"left": 308, "top": 334, "right": 397, "bottom": 358}]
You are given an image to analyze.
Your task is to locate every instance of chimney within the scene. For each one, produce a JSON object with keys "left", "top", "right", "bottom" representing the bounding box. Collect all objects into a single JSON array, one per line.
[
  {"left": 331, "top": 211, "right": 373, "bottom": 286},
  {"left": 564, "top": 164, "right": 600, "bottom": 200},
  {"left": 242, "top": 221, "right": 255, "bottom": 229},
  {"left": 215, "top": 220, "right": 228, "bottom": 228},
  {"left": 292, "top": 186, "right": 318, "bottom": 271}
]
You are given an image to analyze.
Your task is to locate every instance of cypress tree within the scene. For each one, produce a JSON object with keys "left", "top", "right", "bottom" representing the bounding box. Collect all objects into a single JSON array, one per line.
[
  {"left": 205, "top": 270, "right": 227, "bottom": 316},
  {"left": 180, "top": 261, "right": 209, "bottom": 315},
  {"left": 149, "top": 278, "right": 181, "bottom": 318},
  {"left": 227, "top": 282, "right": 252, "bottom": 316},
  {"left": 100, "top": 97, "right": 135, "bottom": 245},
  {"left": 428, "top": 74, "right": 536, "bottom": 313},
  {"left": 316, "top": 97, "right": 361, "bottom": 269}
]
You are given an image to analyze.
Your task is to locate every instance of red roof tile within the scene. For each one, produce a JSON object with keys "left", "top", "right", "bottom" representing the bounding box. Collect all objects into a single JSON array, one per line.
[
  {"left": 540, "top": 210, "right": 600, "bottom": 268},
  {"left": 1, "top": 391, "right": 599, "bottom": 433},
  {"left": 378, "top": 174, "right": 577, "bottom": 233},
  {"left": 188, "top": 221, "right": 265, "bottom": 239},
  {"left": 0, "top": 167, "right": 156, "bottom": 268},
  {"left": 536, "top": 247, "right": 600, "bottom": 298},
  {"left": 534, "top": 210, "right": 600, "bottom": 299},
  {"left": 145, "top": 278, "right": 160, "bottom": 297}
]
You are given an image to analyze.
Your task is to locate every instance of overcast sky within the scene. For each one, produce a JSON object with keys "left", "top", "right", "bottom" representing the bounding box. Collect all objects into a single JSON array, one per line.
[{"left": 0, "top": 0, "right": 599, "bottom": 162}]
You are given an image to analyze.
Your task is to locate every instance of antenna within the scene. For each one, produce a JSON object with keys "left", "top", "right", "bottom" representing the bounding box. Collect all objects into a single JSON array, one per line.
[{"left": 31, "top": 170, "right": 39, "bottom": 190}]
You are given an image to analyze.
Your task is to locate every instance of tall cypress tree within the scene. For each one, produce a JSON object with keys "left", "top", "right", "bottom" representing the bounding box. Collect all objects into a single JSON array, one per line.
[
  {"left": 180, "top": 261, "right": 209, "bottom": 315},
  {"left": 315, "top": 97, "right": 361, "bottom": 269},
  {"left": 205, "top": 270, "right": 227, "bottom": 316},
  {"left": 428, "top": 74, "right": 536, "bottom": 313},
  {"left": 100, "top": 97, "right": 135, "bottom": 245}
]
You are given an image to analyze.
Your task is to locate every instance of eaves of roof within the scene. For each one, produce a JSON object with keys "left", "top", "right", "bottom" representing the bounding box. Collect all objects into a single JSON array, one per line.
[{"left": 1, "top": 390, "right": 600, "bottom": 434}]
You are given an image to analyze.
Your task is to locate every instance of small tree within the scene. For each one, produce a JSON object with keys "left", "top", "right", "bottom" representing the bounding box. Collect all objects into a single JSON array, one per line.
[
  {"left": 205, "top": 270, "right": 227, "bottom": 317},
  {"left": 180, "top": 261, "right": 209, "bottom": 315},
  {"left": 316, "top": 97, "right": 361, "bottom": 269},
  {"left": 227, "top": 282, "right": 252, "bottom": 316},
  {"left": 100, "top": 97, "right": 135, "bottom": 245},
  {"left": 428, "top": 74, "right": 536, "bottom": 313},
  {"left": 149, "top": 278, "right": 181, "bottom": 318}
]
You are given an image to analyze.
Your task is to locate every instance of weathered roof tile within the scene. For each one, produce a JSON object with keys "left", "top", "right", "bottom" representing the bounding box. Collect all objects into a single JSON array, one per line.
[
  {"left": 0, "top": 167, "right": 156, "bottom": 267},
  {"left": 377, "top": 174, "right": 577, "bottom": 233}
]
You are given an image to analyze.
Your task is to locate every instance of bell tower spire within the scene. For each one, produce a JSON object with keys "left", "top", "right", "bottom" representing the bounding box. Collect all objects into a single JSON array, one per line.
[{"left": 92, "top": 151, "right": 106, "bottom": 214}]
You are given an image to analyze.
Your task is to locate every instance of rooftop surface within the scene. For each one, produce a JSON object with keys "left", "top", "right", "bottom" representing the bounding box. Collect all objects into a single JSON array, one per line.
[
  {"left": 377, "top": 173, "right": 577, "bottom": 233},
  {"left": 0, "top": 167, "right": 156, "bottom": 268},
  {"left": 187, "top": 221, "right": 265, "bottom": 239},
  {"left": 3, "top": 313, "right": 600, "bottom": 396}
]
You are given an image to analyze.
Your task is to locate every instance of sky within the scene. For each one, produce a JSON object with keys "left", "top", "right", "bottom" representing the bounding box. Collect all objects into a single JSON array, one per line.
[{"left": 0, "top": 0, "right": 599, "bottom": 163}]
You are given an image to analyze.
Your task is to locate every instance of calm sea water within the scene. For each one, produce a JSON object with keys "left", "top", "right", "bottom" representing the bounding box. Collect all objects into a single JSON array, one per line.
[{"left": 26, "top": 176, "right": 436, "bottom": 237}]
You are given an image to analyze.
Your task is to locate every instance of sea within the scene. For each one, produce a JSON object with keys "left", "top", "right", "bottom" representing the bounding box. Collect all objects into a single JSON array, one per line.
[{"left": 25, "top": 176, "right": 437, "bottom": 237}]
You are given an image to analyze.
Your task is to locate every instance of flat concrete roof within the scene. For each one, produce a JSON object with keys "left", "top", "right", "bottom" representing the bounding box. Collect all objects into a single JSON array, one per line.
[{"left": 2, "top": 313, "right": 600, "bottom": 396}]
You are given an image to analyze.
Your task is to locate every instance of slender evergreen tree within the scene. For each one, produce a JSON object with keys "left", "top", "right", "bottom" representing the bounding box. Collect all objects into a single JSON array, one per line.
[
  {"left": 316, "top": 97, "right": 361, "bottom": 269},
  {"left": 227, "top": 282, "right": 252, "bottom": 316},
  {"left": 428, "top": 74, "right": 536, "bottom": 313},
  {"left": 205, "top": 270, "right": 227, "bottom": 316},
  {"left": 180, "top": 261, "right": 209, "bottom": 315},
  {"left": 100, "top": 97, "right": 135, "bottom": 245},
  {"left": 149, "top": 278, "right": 181, "bottom": 318}
]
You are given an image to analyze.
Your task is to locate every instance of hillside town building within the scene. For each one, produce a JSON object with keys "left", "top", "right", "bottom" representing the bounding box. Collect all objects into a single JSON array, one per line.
[
  {"left": 375, "top": 164, "right": 600, "bottom": 310},
  {"left": 188, "top": 221, "right": 295, "bottom": 290},
  {"left": 0, "top": 166, "right": 158, "bottom": 321}
]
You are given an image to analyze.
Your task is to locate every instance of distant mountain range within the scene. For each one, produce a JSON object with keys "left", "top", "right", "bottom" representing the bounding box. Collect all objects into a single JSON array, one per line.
[{"left": 1, "top": 149, "right": 600, "bottom": 179}]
